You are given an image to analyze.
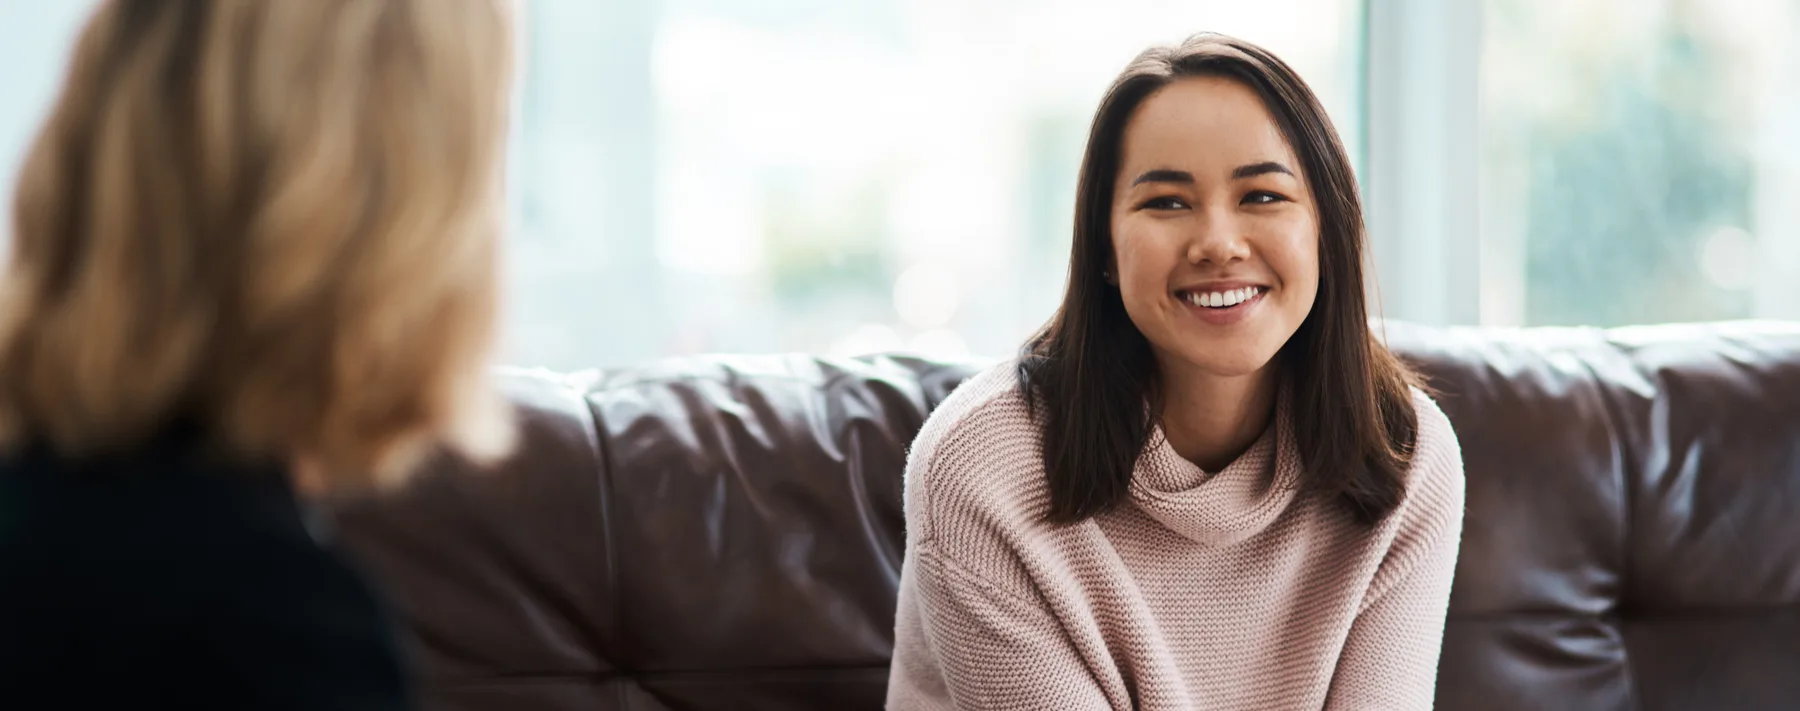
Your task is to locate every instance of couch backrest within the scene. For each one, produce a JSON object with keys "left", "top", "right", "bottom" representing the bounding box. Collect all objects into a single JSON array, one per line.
[{"left": 331, "top": 321, "right": 1800, "bottom": 711}]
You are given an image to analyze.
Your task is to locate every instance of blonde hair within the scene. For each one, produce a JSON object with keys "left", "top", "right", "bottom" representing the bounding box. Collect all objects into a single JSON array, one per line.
[{"left": 0, "top": 0, "right": 518, "bottom": 488}]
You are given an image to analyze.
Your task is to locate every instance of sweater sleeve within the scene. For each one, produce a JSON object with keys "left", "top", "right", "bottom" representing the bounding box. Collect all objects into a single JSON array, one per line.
[
  {"left": 887, "top": 545, "right": 1122, "bottom": 711},
  {"left": 1324, "top": 396, "right": 1467, "bottom": 711},
  {"left": 1322, "top": 508, "right": 1461, "bottom": 710}
]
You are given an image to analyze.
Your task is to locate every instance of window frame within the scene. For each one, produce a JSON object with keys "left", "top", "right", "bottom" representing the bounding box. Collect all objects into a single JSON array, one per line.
[{"left": 1361, "top": 0, "right": 1484, "bottom": 326}]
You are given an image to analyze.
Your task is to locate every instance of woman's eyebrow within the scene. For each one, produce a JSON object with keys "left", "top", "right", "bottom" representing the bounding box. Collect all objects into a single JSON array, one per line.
[
  {"left": 1131, "top": 162, "right": 1294, "bottom": 186},
  {"left": 1231, "top": 161, "right": 1294, "bottom": 179},
  {"left": 1131, "top": 169, "right": 1193, "bottom": 186}
]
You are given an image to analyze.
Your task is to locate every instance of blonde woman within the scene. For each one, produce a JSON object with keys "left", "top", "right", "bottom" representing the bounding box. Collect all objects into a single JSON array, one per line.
[{"left": 0, "top": 1, "right": 517, "bottom": 708}]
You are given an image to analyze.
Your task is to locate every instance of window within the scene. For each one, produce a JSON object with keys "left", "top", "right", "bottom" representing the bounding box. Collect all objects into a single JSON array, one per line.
[
  {"left": 1479, "top": 0, "right": 1800, "bottom": 326},
  {"left": 14, "top": 2, "right": 1787, "bottom": 363},
  {"left": 506, "top": 0, "right": 1364, "bottom": 369},
  {"left": 0, "top": 3, "right": 93, "bottom": 215}
]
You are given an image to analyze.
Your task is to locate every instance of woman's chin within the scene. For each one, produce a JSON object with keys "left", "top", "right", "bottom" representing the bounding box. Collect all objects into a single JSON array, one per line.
[{"left": 1153, "top": 344, "right": 1280, "bottom": 381}]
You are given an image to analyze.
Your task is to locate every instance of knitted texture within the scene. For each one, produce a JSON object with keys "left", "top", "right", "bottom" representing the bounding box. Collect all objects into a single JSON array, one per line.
[{"left": 887, "top": 362, "right": 1466, "bottom": 710}]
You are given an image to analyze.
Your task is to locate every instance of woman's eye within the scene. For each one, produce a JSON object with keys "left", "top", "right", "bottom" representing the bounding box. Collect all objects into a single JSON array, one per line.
[
  {"left": 1140, "top": 196, "right": 1189, "bottom": 210},
  {"left": 1242, "top": 191, "right": 1289, "bottom": 205}
]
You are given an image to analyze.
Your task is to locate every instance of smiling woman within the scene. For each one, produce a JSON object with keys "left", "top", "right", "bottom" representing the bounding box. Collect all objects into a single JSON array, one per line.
[
  {"left": 1026, "top": 37, "right": 1420, "bottom": 528},
  {"left": 887, "top": 34, "right": 1466, "bottom": 711},
  {"left": 1109, "top": 76, "right": 1322, "bottom": 427}
]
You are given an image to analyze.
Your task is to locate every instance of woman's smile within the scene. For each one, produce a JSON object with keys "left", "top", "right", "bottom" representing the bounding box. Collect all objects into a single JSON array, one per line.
[{"left": 1172, "top": 282, "right": 1270, "bottom": 325}]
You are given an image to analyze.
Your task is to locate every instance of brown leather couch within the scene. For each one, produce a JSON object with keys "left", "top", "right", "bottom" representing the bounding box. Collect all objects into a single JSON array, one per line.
[{"left": 328, "top": 321, "right": 1800, "bottom": 710}]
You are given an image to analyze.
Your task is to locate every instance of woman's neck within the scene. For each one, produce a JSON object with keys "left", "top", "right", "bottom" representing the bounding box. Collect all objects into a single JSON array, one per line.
[{"left": 1155, "top": 359, "right": 1279, "bottom": 472}]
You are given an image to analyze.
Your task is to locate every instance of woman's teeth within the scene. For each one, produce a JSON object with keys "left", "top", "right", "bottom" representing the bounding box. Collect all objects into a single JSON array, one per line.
[{"left": 1182, "top": 287, "right": 1260, "bottom": 308}]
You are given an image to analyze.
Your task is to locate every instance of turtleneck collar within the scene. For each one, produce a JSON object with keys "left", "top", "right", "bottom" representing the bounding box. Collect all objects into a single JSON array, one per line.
[{"left": 1128, "top": 394, "right": 1301, "bottom": 546}]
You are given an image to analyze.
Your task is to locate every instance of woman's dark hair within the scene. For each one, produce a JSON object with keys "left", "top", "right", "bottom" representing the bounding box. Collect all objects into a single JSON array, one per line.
[{"left": 1017, "top": 33, "right": 1420, "bottom": 526}]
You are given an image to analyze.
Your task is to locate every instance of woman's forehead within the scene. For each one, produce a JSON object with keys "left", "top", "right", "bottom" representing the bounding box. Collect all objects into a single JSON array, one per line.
[{"left": 1118, "top": 77, "right": 1298, "bottom": 176}]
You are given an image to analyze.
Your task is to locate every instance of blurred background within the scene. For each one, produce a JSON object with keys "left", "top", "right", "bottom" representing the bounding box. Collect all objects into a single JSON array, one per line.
[{"left": 2, "top": 0, "right": 1796, "bottom": 370}]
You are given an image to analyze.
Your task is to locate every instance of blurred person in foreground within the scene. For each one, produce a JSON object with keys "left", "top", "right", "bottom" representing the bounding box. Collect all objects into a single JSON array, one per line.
[{"left": 0, "top": 1, "right": 518, "bottom": 708}]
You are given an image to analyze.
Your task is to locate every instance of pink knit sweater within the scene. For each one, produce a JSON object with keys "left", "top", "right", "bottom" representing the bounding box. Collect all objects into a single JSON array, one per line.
[{"left": 886, "top": 363, "right": 1465, "bottom": 710}]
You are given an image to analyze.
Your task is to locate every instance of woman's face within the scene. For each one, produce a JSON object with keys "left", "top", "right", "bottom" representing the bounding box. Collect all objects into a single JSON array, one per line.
[{"left": 1109, "top": 75, "right": 1319, "bottom": 382}]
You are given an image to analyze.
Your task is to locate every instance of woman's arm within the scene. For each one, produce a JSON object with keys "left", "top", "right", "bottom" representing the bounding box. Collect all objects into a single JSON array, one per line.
[
  {"left": 888, "top": 545, "right": 1122, "bottom": 711},
  {"left": 1322, "top": 509, "right": 1462, "bottom": 710},
  {"left": 1324, "top": 397, "right": 1467, "bottom": 710}
]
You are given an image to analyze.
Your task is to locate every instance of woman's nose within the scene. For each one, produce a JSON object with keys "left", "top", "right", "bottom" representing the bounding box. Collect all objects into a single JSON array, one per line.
[{"left": 1185, "top": 211, "right": 1252, "bottom": 265}]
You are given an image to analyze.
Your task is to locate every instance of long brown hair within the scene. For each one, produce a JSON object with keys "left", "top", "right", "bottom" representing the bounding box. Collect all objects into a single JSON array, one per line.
[
  {"left": 0, "top": 0, "right": 518, "bottom": 489},
  {"left": 1018, "top": 33, "right": 1419, "bottom": 526}
]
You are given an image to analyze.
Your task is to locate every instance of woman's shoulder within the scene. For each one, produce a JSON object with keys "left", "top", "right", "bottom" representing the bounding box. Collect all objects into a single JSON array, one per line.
[
  {"left": 0, "top": 445, "right": 331, "bottom": 580},
  {"left": 1383, "top": 386, "right": 1466, "bottom": 542},
  {"left": 913, "top": 360, "right": 1036, "bottom": 453},
  {"left": 902, "top": 360, "right": 1053, "bottom": 540},
  {"left": 0, "top": 445, "right": 408, "bottom": 706},
  {"left": 1406, "top": 386, "right": 1464, "bottom": 493},
  {"left": 0, "top": 441, "right": 358, "bottom": 593}
]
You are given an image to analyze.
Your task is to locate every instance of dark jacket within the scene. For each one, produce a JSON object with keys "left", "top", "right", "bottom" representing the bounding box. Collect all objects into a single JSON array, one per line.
[{"left": 0, "top": 433, "right": 411, "bottom": 710}]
